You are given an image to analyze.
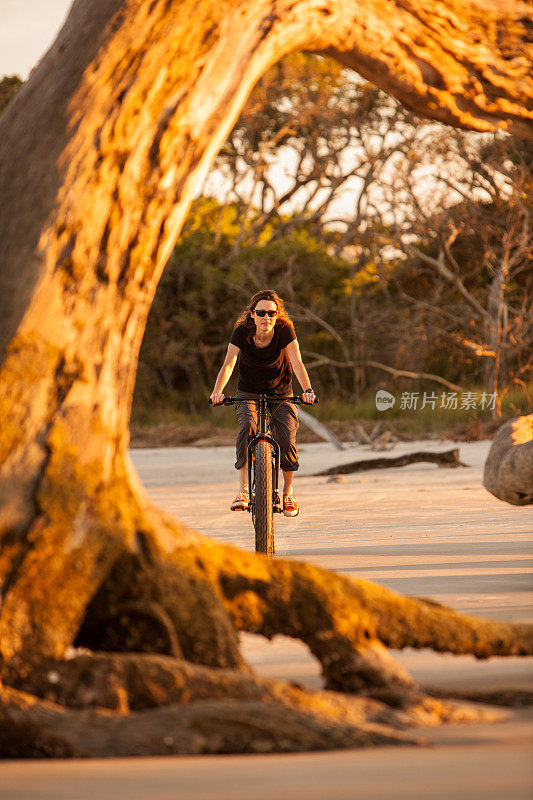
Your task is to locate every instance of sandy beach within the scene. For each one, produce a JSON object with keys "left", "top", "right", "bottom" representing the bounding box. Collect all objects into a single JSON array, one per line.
[{"left": 3, "top": 438, "right": 532, "bottom": 799}]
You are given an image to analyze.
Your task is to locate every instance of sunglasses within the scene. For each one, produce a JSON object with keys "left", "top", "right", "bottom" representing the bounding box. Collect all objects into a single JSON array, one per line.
[{"left": 254, "top": 309, "right": 277, "bottom": 317}]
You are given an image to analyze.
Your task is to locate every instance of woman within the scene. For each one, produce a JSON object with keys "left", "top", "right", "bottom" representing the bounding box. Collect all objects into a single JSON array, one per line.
[{"left": 210, "top": 289, "right": 316, "bottom": 517}]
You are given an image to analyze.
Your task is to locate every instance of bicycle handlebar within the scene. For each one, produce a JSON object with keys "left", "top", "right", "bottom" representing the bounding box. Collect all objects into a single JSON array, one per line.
[{"left": 209, "top": 394, "right": 319, "bottom": 406}]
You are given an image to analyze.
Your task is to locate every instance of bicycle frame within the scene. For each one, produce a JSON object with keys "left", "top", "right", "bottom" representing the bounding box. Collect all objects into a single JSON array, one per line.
[{"left": 209, "top": 392, "right": 318, "bottom": 555}]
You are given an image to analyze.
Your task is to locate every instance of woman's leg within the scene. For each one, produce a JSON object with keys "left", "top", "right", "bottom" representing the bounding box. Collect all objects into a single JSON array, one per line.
[
  {"left": 234, "top": 394, "right": 257, "bottom": 492},
  {"left": 282, "top": 470, "right": 295, "bottom": 495},
  {"left": 272, "top": 402, "right": 300, "bottom": 517},
  {"left": 270, "top": 401, "right": 299, "bottom": 494}
]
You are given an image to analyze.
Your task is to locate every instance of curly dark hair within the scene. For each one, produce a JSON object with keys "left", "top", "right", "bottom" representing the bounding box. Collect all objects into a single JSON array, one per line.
[{"left": 234, "top": 289, "right": 295, "bottom": 340}]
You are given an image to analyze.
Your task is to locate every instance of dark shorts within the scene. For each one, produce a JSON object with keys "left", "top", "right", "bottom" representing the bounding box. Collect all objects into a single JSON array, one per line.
[{"left": 234, "top": 391, "right": 299, "bottom": 472}]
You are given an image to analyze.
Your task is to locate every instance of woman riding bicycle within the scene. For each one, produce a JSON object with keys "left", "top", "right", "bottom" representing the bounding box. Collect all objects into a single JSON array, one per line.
[{"left": 210, "top": 289, "right": 316, "bottom": 517}]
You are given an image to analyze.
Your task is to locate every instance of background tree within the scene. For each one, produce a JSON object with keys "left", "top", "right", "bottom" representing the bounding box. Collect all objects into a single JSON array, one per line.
[
  {"left": 135, "top": 59, "right": 532, "bottom": 415},
  {"left": 381, "top": 129, "right": 533, "bottom": 417}
]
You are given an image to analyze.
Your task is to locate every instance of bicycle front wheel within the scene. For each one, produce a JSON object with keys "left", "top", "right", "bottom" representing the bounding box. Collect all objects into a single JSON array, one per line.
[{"left": 253, "top": 439, "right": 275, "bottom": 556}]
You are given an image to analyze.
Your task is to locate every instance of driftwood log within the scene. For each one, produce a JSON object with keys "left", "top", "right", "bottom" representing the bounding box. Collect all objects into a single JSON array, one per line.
[
  {"left": 0, "top": 0, "right": 532, "bottom": 757},
  {"left": 483, "top": 415, "right": 533, "bottom": 506},
  {"left": 299, "top": 408, "right": 345, "bottom": 450},
  {"left": 314, "top": 448, "right": 467, "bottom": 476}
]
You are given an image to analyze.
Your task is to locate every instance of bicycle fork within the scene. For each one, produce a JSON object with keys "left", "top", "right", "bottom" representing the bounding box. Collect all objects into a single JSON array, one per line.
[{"left": 246, "top": 437, "right": 283, "bottom": 513}]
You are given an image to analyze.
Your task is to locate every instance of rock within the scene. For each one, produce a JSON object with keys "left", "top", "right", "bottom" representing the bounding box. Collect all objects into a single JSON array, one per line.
[{"left": 483, "top": 415, "right": 533, "bottom": 505}]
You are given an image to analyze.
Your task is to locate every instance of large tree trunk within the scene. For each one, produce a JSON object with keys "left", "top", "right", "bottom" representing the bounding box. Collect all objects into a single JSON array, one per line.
[{"left": 1, "top": 0, "right": 532, "bottom": 755}]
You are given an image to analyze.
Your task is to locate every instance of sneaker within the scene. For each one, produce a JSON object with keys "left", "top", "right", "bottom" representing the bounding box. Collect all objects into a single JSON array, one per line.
[
  {"left": 231, "top": 490, "right": 249, "bottom": 511},
  {"left": 283, "top": 494, "right": 299, "bottom": 517}
]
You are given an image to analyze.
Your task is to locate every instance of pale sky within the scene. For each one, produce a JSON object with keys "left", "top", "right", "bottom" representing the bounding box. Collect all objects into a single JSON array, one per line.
[{"left": 0, "top": 0, "right": 73, "bottom": 79}]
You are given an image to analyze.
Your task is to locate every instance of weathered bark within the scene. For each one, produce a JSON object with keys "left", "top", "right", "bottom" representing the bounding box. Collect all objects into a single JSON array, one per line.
[
  {"left": 15, "top": 652, "right": 503, "bottom": 726},
  {"left": 429, "top": 686, "right": 533, "bottom": 708},
  {"left": 0, "top": 679, "right": 419, "bottom": 758},
  {"left": 314, "top": 448, "right": 467, "bottom": 476},
  {"left": 1, "top": 0, "right": 532, "bottom": 755},
  {"left": 483, "top": 414, "right": 533, "bottom": 505},
  {"left": 2, "top": 651, "right": 505, "bottom": 758}
]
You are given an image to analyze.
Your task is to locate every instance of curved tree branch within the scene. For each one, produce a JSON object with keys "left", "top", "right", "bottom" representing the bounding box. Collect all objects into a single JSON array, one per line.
[{"left": 302, "top": 351, "right": 464, "bottom": 392}]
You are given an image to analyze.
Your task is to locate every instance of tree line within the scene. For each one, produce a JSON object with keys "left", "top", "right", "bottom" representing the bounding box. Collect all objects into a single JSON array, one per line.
[{"left": 132, "top": 55, "right": 532, "bottom": 417}]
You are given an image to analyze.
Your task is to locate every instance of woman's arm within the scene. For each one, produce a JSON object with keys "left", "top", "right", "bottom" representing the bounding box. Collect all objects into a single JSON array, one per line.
[
  {"left": 210, "top": 343, "right": 240, "bottom": 404},
  {"left": 285, "top": 339, "right": 315, "bottom": 403}
]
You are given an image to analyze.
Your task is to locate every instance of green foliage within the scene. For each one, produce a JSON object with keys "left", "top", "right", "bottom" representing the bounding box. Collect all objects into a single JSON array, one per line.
[
  {"left": 134, "top": 196, "right": 350, "bottom": 415},
  {"left": 130, "top": 53, "right": 532, "bottom": 426}
]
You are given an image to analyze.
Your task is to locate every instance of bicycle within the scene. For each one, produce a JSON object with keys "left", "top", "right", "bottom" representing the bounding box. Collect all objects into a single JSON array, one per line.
[{"left": 209, "top": 393, "right": 318, "bottom": 556}]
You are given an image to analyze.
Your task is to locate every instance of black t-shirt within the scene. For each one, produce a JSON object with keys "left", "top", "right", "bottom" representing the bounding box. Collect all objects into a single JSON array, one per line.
[{"left": 229, "top": 321, "right": 296, "bottom": 395}]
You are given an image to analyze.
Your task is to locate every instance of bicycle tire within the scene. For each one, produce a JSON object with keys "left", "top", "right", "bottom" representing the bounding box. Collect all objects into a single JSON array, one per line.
[{"left": 253, "top": 439, "right": 275, "bottom": 556}]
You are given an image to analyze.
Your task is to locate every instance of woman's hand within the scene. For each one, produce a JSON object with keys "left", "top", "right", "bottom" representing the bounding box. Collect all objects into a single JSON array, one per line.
[
  {"left": 302, "top": 389, "right": 315, "bottom": 404},
  {"left": 210, "top": 392, "right": 226, "bottom": 405}
]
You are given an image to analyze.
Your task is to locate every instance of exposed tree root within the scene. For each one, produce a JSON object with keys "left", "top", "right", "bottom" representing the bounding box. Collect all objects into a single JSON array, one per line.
[
  {"left": 70, "top": 530, "right": 533, "bottom": 701},
  {"left": 2, "top": 651, "right": 508, "bottom": 758},
  {"left": 0, "top": 417, "right": 530, "bottom": 759},
  {"left": 3, "top": 455, "right": 530, "bottom": 692},
  {"left": 11, "top": 651, "right": 498, "bottom": 727},
  {"left": 428, "top": 687, "right": 533, "bottom": 708},
  {"left": 1, "top": 457, "right": 531, "bottom": 757},
  {"left": 197, "top": 540, "right": 533, "bottom": 673},
  {"left": 0, "top": 683, "right": 414, "bottom": 758}
]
